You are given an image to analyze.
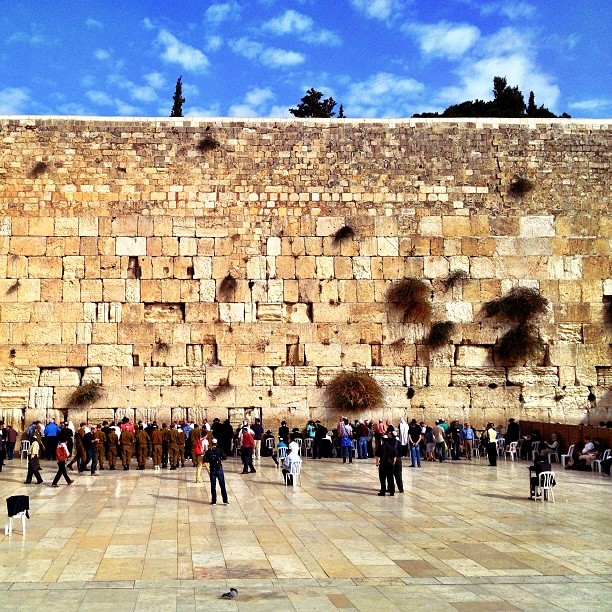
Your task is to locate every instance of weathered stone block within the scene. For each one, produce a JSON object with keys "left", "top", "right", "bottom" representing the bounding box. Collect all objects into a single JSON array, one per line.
[
  {"left": 451, "top": 367, "right": 506, "bottom": 387},
  {"left": 507, "top": 367, "right": 559, "bottom": 387},
  {"left": 456, "top": 346, "right": 494, "bottom": 367}
]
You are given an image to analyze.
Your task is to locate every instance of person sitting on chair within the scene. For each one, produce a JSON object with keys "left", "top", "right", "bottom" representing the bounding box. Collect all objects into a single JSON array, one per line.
[
  {"left": 283, "top": 441, "right": 302, "bottom": 485},
  {"left": 529, "top": 454, "right": 552, "bottom": 499},
  {"left": 540, "top": 434, "right": 559, "bottom": 461}
]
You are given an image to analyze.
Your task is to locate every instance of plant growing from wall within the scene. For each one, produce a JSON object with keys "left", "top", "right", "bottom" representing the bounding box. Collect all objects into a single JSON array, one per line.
[
  {"left": 218, "top": 274, "right": 237, "bottom": 301},
  {"left": 386, "top": 278, "right": 431, "bottom": 323},
  {"left": 485, "top": 287, "right": 549, "bottom": 365},
  {"left": 426, "top": 321, "right": 456, "bottom": 349},
  {"left": 496, "top": 323, "right": 544, "bottom": 363},
  {"left": 508, "top": 175, "right": 535, "bottom": 196},
  {"left": 483, "top": 287, "right": 548, "bottom": 323},
  {"left": 332, "top": 225, "right": 355, "bottom": 246},
  {"left": 29, "top": 161, "right": 48, "bottom": 178},
  {"left": 197, "top": 135, "right": 220, "bottom": 152},
  {"left": 325, "top": 369, "right": 383, "bottom": 412},
  {"left": 442, "top": 269, "right": 468, "bottom": 291},
  {"left": 6, "top": 280, "right": 20, "bottom": 295},
  {"left": 68, "top": 382, "right": 104, "bottom": 407}
]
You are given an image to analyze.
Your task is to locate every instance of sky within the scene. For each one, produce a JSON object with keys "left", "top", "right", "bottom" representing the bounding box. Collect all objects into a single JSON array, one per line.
[{"left": 1, "top": 0, "right": 610, "bottom": 118}]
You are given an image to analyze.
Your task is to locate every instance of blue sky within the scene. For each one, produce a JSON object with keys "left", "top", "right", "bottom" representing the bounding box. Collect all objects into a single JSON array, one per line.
[{"left": 1, "top": 0, "right": 610, "bottom": 118}]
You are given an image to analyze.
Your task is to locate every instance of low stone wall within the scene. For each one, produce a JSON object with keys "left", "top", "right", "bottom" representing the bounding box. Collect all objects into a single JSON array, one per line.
[{"left": 0, "top": 117, "right": 610, "bottom": 429}]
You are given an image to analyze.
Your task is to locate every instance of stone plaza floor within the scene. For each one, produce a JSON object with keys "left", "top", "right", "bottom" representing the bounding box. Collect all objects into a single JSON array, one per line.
[{"left": 0, "top": 451, "right": 611, "bottom": 611}]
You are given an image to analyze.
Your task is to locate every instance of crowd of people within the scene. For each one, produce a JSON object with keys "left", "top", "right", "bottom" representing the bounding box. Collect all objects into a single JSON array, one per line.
[{"left": 2, "top": 414, "right": 609, "bottom": 500}]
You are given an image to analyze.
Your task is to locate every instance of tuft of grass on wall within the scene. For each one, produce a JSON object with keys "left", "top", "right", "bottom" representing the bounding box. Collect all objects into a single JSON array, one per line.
[
  {"left": 6, "top": 280, "right": 20, "bottom": 295},
  {"left": 209, "top": 377, "right": 233, "bottom": 399},
  {"left": 29, "top": 161, "right": 48, "bottom": 178},
  {"left": 218, "top": 274, "right": 237, "bottom": 301},
  {"left": 68, "top": 382, "right": 104, "bottom": 407},
  {"left": 442, "top": 269, "right": 468, "bottom": 291},
  {"left": 509, "top": 175, "right": 535, "bottom": 196},
  {"left": 426, "top": 321, "right": 456, "bottom": 349},
  {"left": 196, "top": 135, "right": 220, "bottom": 152},
  {"left": 484, "top": 287, "right": 548, "bottom": 324},
  {"left": 386, "top": 278, "right": 431, "bottom": 324},
  {"left": 325, "top": 369, "right": 383, "bottom": 412},
  {"left": 496, "top": 323, "right": 544, "bottom": 364},
  {"left": 332, "top": 225, "right": 355, "bottom": 246}
]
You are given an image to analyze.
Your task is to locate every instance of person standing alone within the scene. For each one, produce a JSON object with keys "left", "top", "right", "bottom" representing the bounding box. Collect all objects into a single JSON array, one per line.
[
  {"left": 240, "top": 426, "right": 256, "bottom": 474},
  {"left": 375, "top": 431, "right": 397, "bottom": 496},
  {"left": 204, "top": 439, "right": 229, "bottom": 505}
]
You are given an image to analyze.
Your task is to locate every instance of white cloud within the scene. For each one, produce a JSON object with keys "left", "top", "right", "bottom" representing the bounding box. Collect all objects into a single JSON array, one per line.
[
  {"left": 228, "top": 87, "right": 276, "bottom": 117},
  {"left": 207, "top": 35, "right": 223, "bottom": 51},
  {"left": 267, "top": 105, "right": 292, "bottom": 118},
  {"left": 263, "top": 10, "right": 341, "bottom": 45},
  {"left": 568, "top": 98, "right": 612, "bottom": 112},
  {"left": 143, "top": 18, "right": 155, "bottom": 30},
  {"left": 58, "top": 102, "right": 88, "bottom": 115},
  {"left": 229, "top": 37, "right": 304, "bottom": 68},
  {"left": 245, "top": 87, "right": 275, "bottom": 107},
  {"left": 0, "top": 87, "right": 30, "bottom": 114},
  {"left": 479, "top": 1, "right": 536, "bottom": 20},
  {"left": 229, "top": 37, "right": 263, "bottom": 60},
  {"left": 405, "top": 21, "right": 480, "bottom": 59},
  {"left": 157, "top": 29, "right": 209, "bottom": 72},
  {"left": 205, "top": 2, "right": 240, "bottom": 24},
  {"left": 144, "top": 72, "right": 165, "bottom": 89},
  {"left": 350, "top": 0, "right": 403, "bottom": 21},
  {"left": 86, "top": 90, "right": 140, "bottom": 115},
  {"left": 344, "top": 72, "right": 425, "bottom": 117},
  {"left": 7, "top": 31, "right": 45, "bottom": 45},
  {"left": 94, "top": 49, "right": 111, "bottom": 61},
  {"left": 86, "top": 18, "right": 103, "bottom": 29},
  {"left": 86, "top": 90, "right": 114, "bottom": 106},
  {"left": 131, "top": 86, "right": 157, "bottom": 103},
  {"left": 260, "top": 48, "right": 304, "bottom": 68}
]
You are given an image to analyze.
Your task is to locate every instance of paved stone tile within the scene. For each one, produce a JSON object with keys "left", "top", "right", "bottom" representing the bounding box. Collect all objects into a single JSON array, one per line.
[{"left": 1, "top": 454, "right": 610, "bottom": 610}]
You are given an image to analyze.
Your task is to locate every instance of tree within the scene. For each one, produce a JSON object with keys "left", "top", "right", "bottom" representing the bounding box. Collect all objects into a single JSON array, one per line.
[
  {"left": 170, "top": 76, "right": 185, "bottom": 117},
  {"left": 289, "top": 88, "right": 337, "bottom": 118},
  {"left": 413, "top": 76, "right": 567, "bottom": 118},
  {"left": 337, "top": 104, "right": 345, "bottom": 118}
]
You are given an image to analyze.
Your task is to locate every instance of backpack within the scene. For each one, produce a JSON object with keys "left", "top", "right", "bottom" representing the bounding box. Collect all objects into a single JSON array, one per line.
[
  {"left": 194, "top": 437, "right": 206, "bottom": 456},
  {"left": 207, "top": 448, "right": 222, "bottom": 471},
  {"left": 56, "top": 445, "right": 69, "bottom": 462}
]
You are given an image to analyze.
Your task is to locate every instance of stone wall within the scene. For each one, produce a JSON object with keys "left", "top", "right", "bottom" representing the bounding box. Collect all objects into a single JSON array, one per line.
[{"left": 0, "top": 116, "right": 610, "bottom": 430}]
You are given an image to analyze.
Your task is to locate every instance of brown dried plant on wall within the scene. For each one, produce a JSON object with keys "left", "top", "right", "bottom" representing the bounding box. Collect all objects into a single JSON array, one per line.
[
  {"left": 68, "top": 382, "right": 104, "bottom": 407},
  {"left": 325, "top": 370, "right": 383, "bottom": 412},
  {"left": 386, "top": 278, "right": 431, "bottom": 323}
]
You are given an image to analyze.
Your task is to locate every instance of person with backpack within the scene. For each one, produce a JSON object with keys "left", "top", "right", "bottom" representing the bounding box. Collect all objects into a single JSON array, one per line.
[
  {"left": 52, "top": 442, "right": 74, "bottom": 487},
  {"left": 193, "top": 434, "right": 208, "bottom": 483},
  {"left": 204, "top": 439, "right": 229, "bottom": 505}
]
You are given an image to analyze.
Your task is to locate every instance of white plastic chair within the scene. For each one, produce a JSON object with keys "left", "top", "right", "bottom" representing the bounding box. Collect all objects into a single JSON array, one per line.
[
  {"left": 233, "top": 438, "right": 241, "bottom": 457},
  {"left": 560, "top": 444, "right": 574, "bottom": 468},
  {"left": 284, "top": 461, "right": 302, "bottom": 489},
  {"left": 20, "top": 440, "right": 30, "bottom": 462},
  {"left": 534, "top": 471, "right": 555, "bottom": 503},
  {"left": 304, "top": 438, "right": 313, "bottom": 458},
  {"left": 496, "top": 438, "right": 505, "bottom": 457},
  {"left": 277, "top": 446, "right": 287, "bottom": 469},
  {"left": 5, "top": 511, "right": 27, "bottom": 537},
  {"left": 591, "top": 449, "right": 611, "bottom": 473},
  {"left": 504, "top": 441, "right": 518, "bottom": 461},
  {"left": 265, "top": 438, "right": 275, "bottom": 451},
  {"left": 294, "top": 438, "right": 303, "bottom": 456},
  {"left": 530, "top": 441, "right": 541, "bottom": 461}
]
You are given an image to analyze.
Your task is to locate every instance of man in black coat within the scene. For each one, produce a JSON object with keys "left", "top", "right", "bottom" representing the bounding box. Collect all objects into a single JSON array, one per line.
[{"left": 375, "top": 432, "right": 397, "bottom": 496}]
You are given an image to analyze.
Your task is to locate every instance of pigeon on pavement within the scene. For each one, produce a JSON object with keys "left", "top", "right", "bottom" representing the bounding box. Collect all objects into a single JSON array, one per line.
[{"left": 221, "top": 587, "right": 238, "bottom": 599}]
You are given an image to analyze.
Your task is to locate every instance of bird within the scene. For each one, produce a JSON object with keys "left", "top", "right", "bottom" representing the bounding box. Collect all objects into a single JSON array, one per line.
[{"left": 221, "top": 587, "right": 238, "bottom": 599}]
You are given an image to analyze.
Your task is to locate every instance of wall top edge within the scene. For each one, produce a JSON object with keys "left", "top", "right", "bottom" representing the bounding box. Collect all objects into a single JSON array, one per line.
[{"left": 0, "top": 115, "right": 610, "bottom": 128}]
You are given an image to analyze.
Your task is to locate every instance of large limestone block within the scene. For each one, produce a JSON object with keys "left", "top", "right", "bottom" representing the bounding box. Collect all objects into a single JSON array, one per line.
[
  {"left": 219, "top": 303, "right": 245, "bottom": 323},
  {"left": 428, "top": 367, "right": 451, "bottom": 387},
  {"left": 410, "top": 366, "right": 428, "bottom": 387},
  {"left": 410, "top": 387, "right": 471, "bottom": 415},
  {"left": 0, "top": 389, "right": 29, "bottom": 409},
  {"left": 341, "top": 344, "right": 371, "bottom": 367},
  {"left": 88, "top": 344, "right": 133, "bottom": 367},
  {"left": 312, "top": 303, "right": 350, "bottom": 323},
  {"left": 456, "top": 346, "right": 494, "bottom": 367},
  {"left": 285, "top": 303, "right": 310, "bottom": 323},
  {"left": 370, "top": 366, "right": 405, "bottom": 386},
  {"left": 451, "top": 367, "right": 506, "bottom": 387},
  {"left": 28, "top": 386, "right": 53, "bottom": 410},
  {"left": 519, "top": 216, "right": 555, "bottom": 238},
  {"left": 172, "top": 367, "right": 205, "bottom": 386},
  {"left": 446, "top": 302, "right": 473, "bottom": 323},
  {"left": 304, "top": 343, "right": 341, "bottom": 367},
  {"left": 294, "top": 366, "right": 318, "bottom": 387},
  {"left": 1, "top": 366, "right": 40, "bottom": 388},
  {"left": 87, "top": 409, "right": 115, "bottom": 423},
  {"left": 144, "top": 367, "right": 172, "bottom": 386},
  {"left": 507, "top": 367, "right": 559, "bottom": 387},
  {"left": 256, "top": 303, "right": 282, "bottom": 321},
  {"left": 316, "top": 217, "right": 343, "bottom": 237},
  {"left": 274, "top": 366, "right": 295, "bottom": 386},
  {"left": 39, "top": 367, "right": 81, "bottom": 387}
]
